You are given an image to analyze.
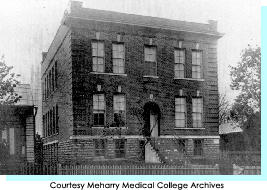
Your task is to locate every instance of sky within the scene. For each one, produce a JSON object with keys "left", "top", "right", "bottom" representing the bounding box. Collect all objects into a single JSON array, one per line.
[{"left": 0, "top": 0, "right": 261, "bottom": 103}]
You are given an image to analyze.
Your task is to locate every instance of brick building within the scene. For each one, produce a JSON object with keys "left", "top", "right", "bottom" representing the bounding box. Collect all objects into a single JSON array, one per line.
[{"left": 41, "top": 1, "right": 223, "bottom": 164}]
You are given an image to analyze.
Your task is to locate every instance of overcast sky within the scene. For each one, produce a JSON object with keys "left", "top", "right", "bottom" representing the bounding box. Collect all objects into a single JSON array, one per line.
[{"left": 0, "top": 0, "right": 261, "bottom": 102}]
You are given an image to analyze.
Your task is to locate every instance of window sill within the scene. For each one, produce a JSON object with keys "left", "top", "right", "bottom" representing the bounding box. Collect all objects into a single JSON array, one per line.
[
  {"left": 192, "top": 156, "right": 204, "bottom": 159},
  {"left": 143, "top": 75, "right": 159, "bottom": 79},
  {"left": 174, "top": 78, "right": 204, "bottom": 82},
  {"left": 174, "top": 128, "right": 205, "bottom": 130},
  {"left": 90, "top": 72, "right": 127, "bottom": 77},
  {"left": 92, "top": 126, "right": 127, "bottom": 129},
  {"left": 93, "top": 158, "right": 127, "bottom": 161}
]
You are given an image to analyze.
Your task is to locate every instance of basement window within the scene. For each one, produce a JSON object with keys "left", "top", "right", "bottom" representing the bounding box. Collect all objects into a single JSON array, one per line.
[
  {"left": 114, "top": 139, "right": 126, "bottom": 158},
  {"left": 94, "top": 139, "right": 106, "bottom": 158},
  {"left": 194, "top": 139, "right": 204, "bottom": 156}
]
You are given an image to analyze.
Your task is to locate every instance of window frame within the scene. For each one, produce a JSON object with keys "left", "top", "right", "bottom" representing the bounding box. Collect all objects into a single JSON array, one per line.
[
  {"left": 192, "top": 97, "right": 203, "bottom": 128},
  {"left": 114, "top": 139, "right": 126, "bottom": 158},
  {"left": 144, "top": 45, "right": 157, "bottom": 76},
  {"left": 191, "top": 50, "right": 203, "bottom": 79},
  {"left": 112, "top": 42, "right": 125, "bottom": 74},
  {"left": 113, "top": 94, "right": 126, "bottom": 127},
  {"left": 175, "top": 97, "right": 187, "bottom": 128},
  {"left": 92, "top": 40, "right": 105, "bottom": 73},
  {"left": 93, "top": 94, "right": 106, "bottom": 126},
  {"left": 174, "top": 48, "right": 186, "bottom": 78},
  {"left": 94, "top": 139, "right": 106, "bottom": 158},
  {"left": 193, "top": 139, "right": 204, "bottom": 156},
  {"left": 177, "top": 139, "right": 187, "bottom": 153}
]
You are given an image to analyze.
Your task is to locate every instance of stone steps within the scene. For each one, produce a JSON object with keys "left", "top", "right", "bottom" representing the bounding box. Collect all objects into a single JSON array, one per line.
[{"left": 150, "top": 138, "right": 187, "bottom": 164}]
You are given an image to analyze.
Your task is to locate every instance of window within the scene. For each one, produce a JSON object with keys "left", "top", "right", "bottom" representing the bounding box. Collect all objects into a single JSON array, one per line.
[
  {"left": 42, "top": 115, "right": 45, "bottom": 137},
  {"left": 194, "top": 139, "right": 203, "bottom": 156},
  {"left": 52, "top": 66, "right": 55, "bottom": 91},
  {"left": 44, "top": 113, "right": 47, "bottom": 137},
  {"left": 113, "top": 95, "right": 126, "bottom": 127},
  {"left": 55, "top": 104, "right": 59, "bottom": 134},
  {"left": 192, "top": 98, "right": 203, "bottom": 128},
  {"left": 45, "top": 78, "right": 47, "bottom": 99},
  {"left": 92, "top": 42, "right": 104, "bottom": 72},
  {"left": 9, "top": 128, "right": 15, "bottom": 155},
  {"left": 94, "top": 139, "right": 106, "bottom": 157},
  {"left": 93, "top": 94, "right": 105, "bottom": 126},
  {"left": 55, "top": 61, "right": 58, "bottom": 89},
  {"left": 192, "top": 51, "right": 202, "bottom": 79},
  {"left": 52, "top": 107, "right": 55, "bottom": 134},
  {"left": 174, "top": 49, "right": 185, "bottom": 78},
  {"left": 50, "top": 110, "right": 53, "bottom": 136},
  {"left": 177, "top": 139, "right": 186, "bottom": 153},
  {"left": 114, "top": 139, "right": 126, "bottom": 158},
  {"left": 113, "top": 44, "right": 125, "bottom": 74},
  {"left": 175, "top": 98, "right": 186, "bottom": 128},
  {"left": 42, "top": 82, "right": 44, "bottom": 100},
  {"left": 144, "top": 47, "right": 157, "bottom": 76},
  {"left": 47, "top": 111, "right": 50, "bottom": 136},
  {"left": 49, "top": 70, "right": 52, "bottom": 96}
]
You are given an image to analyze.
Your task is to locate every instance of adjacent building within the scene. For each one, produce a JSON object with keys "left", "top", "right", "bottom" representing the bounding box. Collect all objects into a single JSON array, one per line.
[{"left": 41, "top": 1, "right": 223, "bottom": 164}]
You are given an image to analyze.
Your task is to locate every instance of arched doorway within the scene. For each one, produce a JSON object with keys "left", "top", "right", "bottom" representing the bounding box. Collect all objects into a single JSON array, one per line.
[{"left": 143, "top": 102, "right": 161, "bottom": 137}]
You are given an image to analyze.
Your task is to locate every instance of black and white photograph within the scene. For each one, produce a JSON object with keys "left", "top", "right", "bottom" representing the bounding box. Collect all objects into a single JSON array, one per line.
[{"left": 0, "top": 0, "right": 261, "bottom": 176}]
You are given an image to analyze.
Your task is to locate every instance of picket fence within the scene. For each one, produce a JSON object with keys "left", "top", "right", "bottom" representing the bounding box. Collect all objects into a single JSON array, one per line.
[
  {"left": 20, "top": 163, "right": 58, "bottom": 175},
  {"left": 233, "top": 165, "right": 261, "bottom": 175},
  {"left": 58, "top": 164, "right": 219, "bottom": 175},
  {"left": 17, "top": 163, "right": 260, "bottom": 175}
]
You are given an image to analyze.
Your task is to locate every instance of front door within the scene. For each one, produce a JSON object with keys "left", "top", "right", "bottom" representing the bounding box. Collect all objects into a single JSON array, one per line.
[{"left": 150, "top": 113, "right": 158, "bottom": 137}]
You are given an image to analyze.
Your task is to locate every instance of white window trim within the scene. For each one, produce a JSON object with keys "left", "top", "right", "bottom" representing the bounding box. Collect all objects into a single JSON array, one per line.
[
  {"left": 92, "top": 41, "right": 105, "bottom": 73},
  {"left": 93, "top": 94, "right": 106, "bottom": 126},
  {"left": 143, "top": 75, "right": 159, "bottom": 79},
  {"left": 174, "top": 127, "right": 205, "bottom": 130},
  {"left": 175, "top": 97, "right": 187, "bottom": 128},
  {"left": 144, "top": 46, "right": 157, "bottom": 76},
  {"left": 113, "top": 95, "right": 126, "bottom": 127},
  {"left": 192, "top": 50, "right": 203, "bottom": 79},
  {"left": 112, "top": 43, "right": 125, "bottom": 74},
  {"left": 90, "top": 72, "right": 127, "bottom": 77},
  {"left": 174, "top": 78, "right": 204, "bottom": 82},
  {"left": 174, "top": 49, "right": 185, "bottom": 78},
  {"left": 192, "top": 97, "right": 204, "bottom": 128}
]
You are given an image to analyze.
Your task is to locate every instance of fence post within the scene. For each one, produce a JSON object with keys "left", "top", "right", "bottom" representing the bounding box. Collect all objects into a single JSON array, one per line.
[{"left": 57, "top": 164, "right": 61, "bottom": 175}]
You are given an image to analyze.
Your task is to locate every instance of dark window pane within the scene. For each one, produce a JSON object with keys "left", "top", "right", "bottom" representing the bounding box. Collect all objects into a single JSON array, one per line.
[
  {"left": 114, "top": 139, "right": 126, "bottom": 158},
  {"left": 94, "top": 139, "right": 106, "bottom": 157}
]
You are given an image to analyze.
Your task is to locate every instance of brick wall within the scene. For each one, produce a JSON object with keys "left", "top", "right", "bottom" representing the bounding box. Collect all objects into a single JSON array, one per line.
[
  {"left": 54, "top": 138, "right": 143, "bottom": 164},
  {"left": 42, "top": 26, "right": 74, "bottom": 143},
  {"left": 68, "top": 19, "right": 220, "bottom": 137},
  {"left": 41, "top": 9, "right": 221, "bottom": 163}
]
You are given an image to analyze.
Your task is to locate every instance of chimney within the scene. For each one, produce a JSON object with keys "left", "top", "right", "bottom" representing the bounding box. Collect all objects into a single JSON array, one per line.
[
  {"left": 42, "top": 52, "right": 47, "bottom": 62},
  {"left": 68, "top": 0, "right": 83, "bottom": 13},
  {"left": 208, "top": 20, "right": 218, "bottom": 31}
]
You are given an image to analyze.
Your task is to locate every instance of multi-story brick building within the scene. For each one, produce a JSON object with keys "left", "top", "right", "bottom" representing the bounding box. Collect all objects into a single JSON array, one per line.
[{"left": 41, "top": 1, "right": 223, "bottom": 164}]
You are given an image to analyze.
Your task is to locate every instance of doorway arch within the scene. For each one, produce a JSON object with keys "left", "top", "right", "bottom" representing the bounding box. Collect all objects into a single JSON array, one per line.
[{"left": 142, "top": 102, "right": 161, "bottom": 137}]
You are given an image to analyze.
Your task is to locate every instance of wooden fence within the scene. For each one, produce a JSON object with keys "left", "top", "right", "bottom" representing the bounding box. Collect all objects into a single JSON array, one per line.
[
  {"left": 58, "top": 164, "right": 219, "bottom": 175},
  {"left": 233, "top": 165, "right": 261, "bottom": 175}
]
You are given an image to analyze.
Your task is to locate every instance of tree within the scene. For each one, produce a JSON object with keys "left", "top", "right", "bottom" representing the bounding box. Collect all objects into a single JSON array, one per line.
[
  {"left": 219, "top": 90, "right": 231, "bottom": 124},
  {"left": 0, "top": 56, "right": 21, "bottom": 105},
  {"left": 229, "top": 45, "right": 261, "bottom": 118},
  {"left": 229, "top": 45, "right": 261, "bottom": 151}
]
